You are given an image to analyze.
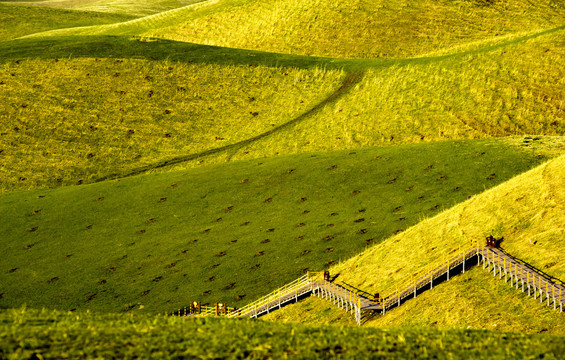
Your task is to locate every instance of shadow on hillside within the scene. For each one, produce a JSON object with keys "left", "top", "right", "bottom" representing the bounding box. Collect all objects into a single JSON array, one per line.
[
  {"left": 497, "top": 246, "right": 565, "bottom": 287},
  {"left": 0, "top": 36, "right": 361, "bottom": 70}
]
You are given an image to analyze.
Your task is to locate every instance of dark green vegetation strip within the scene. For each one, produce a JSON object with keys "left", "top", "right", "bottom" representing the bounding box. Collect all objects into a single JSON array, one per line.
[
  {"left": 1, "top": 308, "right": 564, "bottom": 359},
  {"left": 0, "top": 139, "right": 547, "bottom": 314},
  {"left": 0, "top": 3, "right": 135, "bottom": 41}
]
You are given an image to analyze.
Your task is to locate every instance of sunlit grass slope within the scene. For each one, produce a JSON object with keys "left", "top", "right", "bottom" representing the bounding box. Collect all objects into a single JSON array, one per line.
[
  {"left": 2, "top": 28, "right": 564, "bottom": 192},
  {"left": 0, "top": 140, "right": 548, "bottom": 314},
  {"left": 232, "top": 29, "right": 565, "bottom": 161},
  {"left": 266, "top": 155, "right": 565, "bottom": 332},
  {"left": 0, "top": 57, "right": 344, "bottom": 192},
  {"left": 0, "top": 2, "right": 133, "bottom": 41},
  {"left": 24, "top": 0, "right": 565, "bottom": 59},
  {"left": 3, "top": 308, "right": 564, "bottom": 360},
  {"left": 7, "top": 0, "right": 205, "bottom": 17}
]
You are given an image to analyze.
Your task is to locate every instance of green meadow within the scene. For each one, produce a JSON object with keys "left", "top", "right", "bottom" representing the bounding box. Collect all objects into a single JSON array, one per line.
[{"left": 1, "top": 0, "right": 565, "bottom": 357}]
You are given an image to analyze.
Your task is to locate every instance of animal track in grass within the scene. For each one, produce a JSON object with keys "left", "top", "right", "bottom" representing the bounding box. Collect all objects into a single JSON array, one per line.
[
  {"left": 475, "top": 152, "right": 485, "bottom": 157},
  {"left": 417, "top": 196, "right": 425, "bottom": 201},
  {"left": 392, "top": 206, "right": 402, "bottom": 212},
  {"left": 487, "top": 174, "right": 496, "bottom": 180},
  {"left": 261, "top": 239, "right": 271, "bottom": 244},
  {"left": 224, "top": 206, "right": 234, "bottom": 211},
  {"left": 425, "top": 165, "right": 434, "bottom": 170},
  {"left": 48, "top": 277, "right": 59, "bottom": 283},
  {"left": 136, "top": 230, "right": 146, "bottom": 234},
  {"left": 97, "top": 279, "right": 106, "bottom": 285},
  {"left": 330, "top": 212, "right": 338, "bottom": 216},
  {"left": 27, "top": 227, "right": 38, "bottom": 232},
  {"left": 168, "top": 184, "right": 177, "bottom": 189},
  {"left": 24, "top": 244, "right": 34, "bottom": 249},
  {"left": 357, "top": 229, "right": 368, "bottom": 234},
  {"left": 356, "top": 209, "right": 365, "bottom": 213},
  {"left": 394, "top": 229, "right": 403, "bottom": 235},
  {"left": 326, "top": 224, "right": 334, "bottom": 228},
  {"left": 240, "top": 179, "right": 248, "bottom": 183},
  {"left": 255, "top": 251, "right": 265, "bottom": 256},
  {"left": 201, "top": 290, "right": 211, "bottom": 296},
  {"left": 266, "top": 228, "right": 275, "bottom": 232},
  {"left": 65, "top": 254, "right": 73, "bottom": 258},
  {"left": 240, "top": 221, "right": 250, "bottom": 226},
  {"left": 387, "top": 178, "right": 397, "bottom": 184},
  {"left": 251, "top": 264, "right": 262, "bottom": 269},
  {"left": 302, "top": 210, "right": 310, "bottom": 215},
  {"left": 236, "top": 294, "right": 246, "bottom": 301},
  {"left": 158, "top": 197, "right": 167, "bottom": 202},
  {"left": 296, "top": 223, "right": 305, "bottom": 227},
  {"left": 351, "top": 190, "right": 360, "bottom": 195},
  {"left": 216, "top": 251, "right": 226, "bottom": 257},
  {"left": 85, "top": 225, "right": 93, "bottom": 230},
  {"left": 215, "top": 218, "right": 223, "bottom": 223},
  {"left": 107, "top": 266, "right": 116, "bottom": 272},
  {"left": 354, "top": 218, "right": 365, "bottom": 223},
  {"left": 295, "top": 236, "right": 304, "bottom": 241},
  {"left": 328, "top": 165, "right": 338, "bottom": 170},
  {"left": 430, "top": 205, "right": 440, "bottom": 211},
  {"left": 437, "top": 176, "right": 446, "bottom": 181},
  {"left": 189, "top": 239, "right": 198, "bottom": 244},
  {"left": 301, "top": 249, "right": 311, "bottom": 255},
  {"left": 301, "top": 268, "right": 310, "bottom": 274},
  {"left": 365, "top": 238, "right": 374, "bottom": 245},
  {"left": 207, "top": 276, "right": 216, "bottom": 282},
  {"left": 325, "top": 248, "right": 334, "bottom": 253},
  {"left": 287, "top": 169, "right": 296, "bottom": 174},
  {"left": 225, "top": 283, "right": 237, "bottom": 289},
  {"left": 166, "top": 262, "right": 177, "bottom": 268},
  {"left": 264, "top": 198, "right": 273, "bottom": 203},
  {"left": 325, "top": 260, "right": 336, "bottom": 267},
  {"left": 397, "top": 218, "right": 405, "bottom": 221},
  {"left": 146, "top": 218, "right": 157, "bottom": 224},
  {"left": 6, "top": 268, "right": 18, "bottom": 273},
  {"left": 323, "top": 235, "right": 334, "bottom": 241},
  {"left": 405, "top": 186, "right": 414, "bottom": 191},
  {"left": 29, "top": 209, "right": 42, "bottom": 216},
  {"left": 209, "top": 264, "right": 220, "bottom": 269},
  {"left": 87, "top": 293, "right": 97, "bottom": 301},
  {"left": 299, "top": 197, "right": 307, "bottom": 202},
  {"left": 454, "top": 187, "right": 462, "bottom": 191},
  {"left": 201, "top": 229, "right": 211, "bottom": 234},
  {"left": 140, "top": 290, "right": 150, "bottom": 296},
  {"left": 228, "top": 240, "right": 238, "bottom": 244}
]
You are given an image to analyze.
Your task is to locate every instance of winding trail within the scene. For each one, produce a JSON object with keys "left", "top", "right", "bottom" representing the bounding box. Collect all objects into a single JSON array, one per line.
[{"left": 94, "top": 71, "right": 364, "bottom": 182}]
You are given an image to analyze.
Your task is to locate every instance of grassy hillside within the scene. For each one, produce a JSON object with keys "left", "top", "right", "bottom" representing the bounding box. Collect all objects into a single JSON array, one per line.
[
  {"left": 2, "top": 26, "right": 564, "bottom": 192},
  {"left": 22, "top": 0, "right": 565, "bottom": 59},
  {"left": 1, "top": 0, "right": 203, "bottom": 16},
  {"left": 2, "top": 308, "right": 564, "bottom": 359},
  {"left": 0, "top": 3, "right": 134, "bottom": 41},
  {"left": 0, "top": 57, "right": 344, "bottom": 192},
  {"left": 265, "top": 155, "right": 565, "bottom": 332},
  {"left": 0, "top": 139, "right": 550, "bottom": 314}
]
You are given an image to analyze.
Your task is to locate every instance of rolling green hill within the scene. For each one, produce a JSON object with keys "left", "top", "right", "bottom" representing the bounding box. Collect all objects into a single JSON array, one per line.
[
  {"left": 265, "top": 155, "right": 565, "bottom": 333},
  {"left": 0, "top": 3, "right": 134, "bottom": 41},
  {"left": 0, "top": 139, "right": 551, "bottom": 314},
  {"left": 1, "top": 0, "right": 565, "bottom": 357}
]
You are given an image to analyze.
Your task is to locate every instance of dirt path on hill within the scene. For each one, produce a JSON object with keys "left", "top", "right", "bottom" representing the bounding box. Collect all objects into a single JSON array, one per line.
[{"left": 94, "top": 70, "right": 364, "bottom": 182}]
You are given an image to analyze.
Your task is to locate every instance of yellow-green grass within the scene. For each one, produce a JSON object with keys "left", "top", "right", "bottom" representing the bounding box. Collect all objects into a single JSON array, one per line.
[
  {"left": 22, "top": 0, "right": 565, "bottom": 60},
  {"left": 0, "top": 139, "right": 548, "bottom": 314},
  {"left": 4, "top": 0, "right": 205, "bottom": 17},
  {"left": 265, "top": 155, "right": 565, "bottom": 331},
  {"left": 0, "top": 2, "right": 134, "bottom": 41},
  {"left": 264, "top": 268, "right": 565, "bottom": 334},
  {"left": 0, "top": 57, "right": 344, "bottom": 192},
  {"left": 3, "top": 308, "right": 564, "bottom": 360},
  {"left": 2, "top": 28, "right": 564, "bottom": 192},
  {"left": 184, "top": 28, "right": 565, "bottom": 165}
]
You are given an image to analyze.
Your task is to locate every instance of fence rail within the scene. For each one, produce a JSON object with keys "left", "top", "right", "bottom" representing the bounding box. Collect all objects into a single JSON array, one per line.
[{"left": 175, "top": 238, "right": 563, "bottom": 324}]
